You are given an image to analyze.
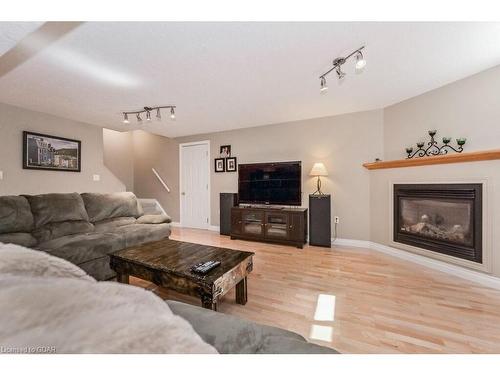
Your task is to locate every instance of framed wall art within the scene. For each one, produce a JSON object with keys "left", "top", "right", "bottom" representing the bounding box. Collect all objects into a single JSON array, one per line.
[{"left": 23, "top": 131, "right": 81, "bottom": 172}]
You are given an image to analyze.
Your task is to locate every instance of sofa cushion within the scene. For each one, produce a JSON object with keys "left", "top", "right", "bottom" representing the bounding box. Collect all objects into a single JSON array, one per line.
[
  {"left": 81, "top": 192, "right": 144, "bottom": 223},
  {"left": 0, "top": 232, "right": 37, "bottom": 248},
  {"left": 110, "top": 223, "right": 171, "bottom": 247},
  {"left": 136, "top": 214, "right": 172, "bottom": 224},
  {"left": 25, "top": 193, "right": 89, "bottom": 228},
  {"left": 166, "top": 300, "right": 338, "bottom": 354},
  {"left": 0, "top": 195, "right": 34, "bottom": 234},
  {"left": 93, "top": 217, "right": 137, "bottom": 233},
  {"left": 37, "top": 232, "right": 125, "bottom": 266},
  {"left": 33, "top": 220, "right": 95, "bottom": 243}
]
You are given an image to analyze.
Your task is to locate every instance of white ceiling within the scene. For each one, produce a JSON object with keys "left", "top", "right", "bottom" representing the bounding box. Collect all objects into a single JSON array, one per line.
[
  {"left": 1, "top": 22, "right": 500, "bottom": 137},
  {"left": 0, "top": 22, "right": 43, "bottom": 55}
]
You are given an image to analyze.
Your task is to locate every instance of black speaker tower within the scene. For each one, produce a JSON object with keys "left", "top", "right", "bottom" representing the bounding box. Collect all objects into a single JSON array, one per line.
[
  {"left": 309, "top": 194, "right": 331, "bottom": 247},
  {"left": 220, "top": 193, "right": 238, "bottom": 235}
]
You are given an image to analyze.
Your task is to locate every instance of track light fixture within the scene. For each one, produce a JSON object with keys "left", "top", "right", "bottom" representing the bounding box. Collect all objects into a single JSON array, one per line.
[
  {"left": 122, "top": 105, "right": 176, "bottom": 125},
  {"left": 319, "top": 46, "right": 365, "bottom": 93}
]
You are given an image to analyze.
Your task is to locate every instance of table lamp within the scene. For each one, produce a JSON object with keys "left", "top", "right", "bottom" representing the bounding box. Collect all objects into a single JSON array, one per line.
[{"left": 309, "top": 162, "right": 328, "bottom": 195}]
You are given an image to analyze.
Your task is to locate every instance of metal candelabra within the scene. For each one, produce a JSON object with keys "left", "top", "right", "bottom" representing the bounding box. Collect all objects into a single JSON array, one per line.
[{"left": 405, "top": 130, "right": 466, "bottom": 159}]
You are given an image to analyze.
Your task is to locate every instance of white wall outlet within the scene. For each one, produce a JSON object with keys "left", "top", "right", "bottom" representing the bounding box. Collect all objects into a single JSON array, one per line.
[
  {"left": 0, "top": 170, "right": 3, "bottom": 180},
  {"left": 93, "top": 174, "right": 100, "bottom": 181},
  {"left": 334, "top": 216, "right": 340, "bottom": 224}
]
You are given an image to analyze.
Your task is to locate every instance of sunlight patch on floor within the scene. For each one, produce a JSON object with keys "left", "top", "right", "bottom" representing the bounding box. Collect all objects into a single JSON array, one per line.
[
  {"left": 309, "top": 324, "right": 333, "bottom": 342},
  {"left": 313, "top": 294, "right": 336, "bottom": 322}
]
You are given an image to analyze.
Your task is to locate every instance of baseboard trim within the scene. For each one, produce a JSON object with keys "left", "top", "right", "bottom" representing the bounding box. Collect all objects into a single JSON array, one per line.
[
  {"left": 332, "top": 237, "right": 500, "bottom": 290},
  {"left": 332, "top": 238, "right": 371, "bottom": 248},
  {"left": 171, "top": 222, "right": 219, "bottom": 232}
]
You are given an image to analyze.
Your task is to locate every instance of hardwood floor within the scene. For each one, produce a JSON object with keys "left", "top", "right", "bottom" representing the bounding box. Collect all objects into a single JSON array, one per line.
[{"left": 130, "top": 227, "right": 500, "bottom": 354}]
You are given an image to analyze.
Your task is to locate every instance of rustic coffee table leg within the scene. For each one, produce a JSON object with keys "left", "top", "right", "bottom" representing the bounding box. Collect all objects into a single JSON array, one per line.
[
  {"left": 201, "top": 294, "right": 218, "bottom": 311},
  {"left": 235, "top": 277, "right": 248, "bottom": 305},
  {"left": 116, "top": 273, "right": 129, "bottom": 284}
]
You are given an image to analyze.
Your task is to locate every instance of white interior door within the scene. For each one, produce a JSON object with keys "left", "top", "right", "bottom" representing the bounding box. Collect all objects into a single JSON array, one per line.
[{"left": 180, "top": 141, "right": 210, "bottom": 229}]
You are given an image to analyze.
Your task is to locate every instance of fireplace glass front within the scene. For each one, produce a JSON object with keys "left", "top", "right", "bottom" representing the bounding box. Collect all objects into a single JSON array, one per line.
[{"left": 394, "top": 184, "right": 482, "bottom": 263}]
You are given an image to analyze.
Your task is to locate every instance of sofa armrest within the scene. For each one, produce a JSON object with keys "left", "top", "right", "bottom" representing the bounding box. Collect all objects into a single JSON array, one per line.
[{"left": 136, "top": 214, "right": 172, "bottom": 224}]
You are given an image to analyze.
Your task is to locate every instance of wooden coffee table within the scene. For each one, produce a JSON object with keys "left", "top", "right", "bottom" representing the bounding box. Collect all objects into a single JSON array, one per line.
[{"left": 109, "top": 238, "right": 254, "bottom": 311}]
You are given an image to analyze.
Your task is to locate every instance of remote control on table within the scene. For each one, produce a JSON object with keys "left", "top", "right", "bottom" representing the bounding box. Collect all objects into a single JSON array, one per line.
[{"left": 191, "top": 260, "right": 221, "bottom": 274}]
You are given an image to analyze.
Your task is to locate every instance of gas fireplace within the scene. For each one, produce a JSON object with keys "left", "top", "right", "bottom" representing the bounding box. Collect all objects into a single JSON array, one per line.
[{"left": 394, "top": 184, "right": 482, "bottom": 263}]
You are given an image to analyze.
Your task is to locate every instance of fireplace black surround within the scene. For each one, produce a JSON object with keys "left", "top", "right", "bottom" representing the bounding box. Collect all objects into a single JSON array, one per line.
[{"left": 394, "top": 184, "right": 482, "bottom": 263}]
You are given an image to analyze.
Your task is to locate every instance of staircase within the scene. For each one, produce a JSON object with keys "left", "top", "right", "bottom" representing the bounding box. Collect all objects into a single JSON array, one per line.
[{"left": 138, "top": 199, "right": 166, "bottom": 215}]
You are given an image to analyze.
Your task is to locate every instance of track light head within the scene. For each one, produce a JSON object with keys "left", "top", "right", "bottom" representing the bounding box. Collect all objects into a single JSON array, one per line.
[
  {"left": 136, "top": 113, "right": 142, "bottom": 122},
  {"left": 355, "top": 51, "right": 366, "bottom": 72},
  {"left": 320, "top": 76, "right": 328, "bottom": 93},
  {"left": 335, "top": 66, "right": 346, "bottom": 80},
  {"left": 156, "top": 108, "right": 161, "bottom": 121},
  {"left": 146, "top": 111, "right": 152, "bottom": 121},
  {"left": 123, "top": 113, "right": 129, "bottom": 124},
  {"left": 170, "top": 107, "right": 176, "bottom": 121}
]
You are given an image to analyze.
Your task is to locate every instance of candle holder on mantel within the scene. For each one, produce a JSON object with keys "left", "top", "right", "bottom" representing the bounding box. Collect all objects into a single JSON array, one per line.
[{"left": 405, "top": 130, "right": 466, "bottom": 159}]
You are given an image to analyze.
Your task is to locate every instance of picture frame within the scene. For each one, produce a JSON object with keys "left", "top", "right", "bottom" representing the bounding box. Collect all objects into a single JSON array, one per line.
[
  {"left": 215, "top": 158, "right": 225, "bottom": 172},
  {"left": 22, "top": 131, "right": 81, "bottom": 172},
  {"left": 220, "top": 145, "right": 231, "bottom": 158},
  {"left": 226, "top": 157, "right": 237, "bottom": 172}
]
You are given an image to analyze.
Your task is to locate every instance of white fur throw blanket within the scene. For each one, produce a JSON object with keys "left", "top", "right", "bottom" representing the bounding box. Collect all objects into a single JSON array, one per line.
[{"left": 0, "top": 243, "right": 217, "bottom": 354}]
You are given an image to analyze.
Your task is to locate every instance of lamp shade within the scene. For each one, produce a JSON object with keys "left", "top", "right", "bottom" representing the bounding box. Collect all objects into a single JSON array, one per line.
[{"left": 309, "top": 162, "right": 328, "bottom": 177}]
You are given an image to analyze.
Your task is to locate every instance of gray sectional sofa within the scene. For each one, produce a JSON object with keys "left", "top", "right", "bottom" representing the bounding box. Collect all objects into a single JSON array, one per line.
[
  {"left": 0, "top": 191, "right": 337, "bottom": 354},
  {"left": 0, "top": 192, "right": 171, "bottom": 280}
]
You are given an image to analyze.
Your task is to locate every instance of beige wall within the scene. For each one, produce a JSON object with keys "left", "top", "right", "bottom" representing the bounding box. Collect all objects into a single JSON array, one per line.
[
  {"left": 132, "top": 130, "right": 180, "bottom": 221},
  {"left": 372, "top": 65, "right": 500, "bottom": 276},
  {"left": 384, "top": 65, "right": 500, "bottom": 160},
  {"left": 177, "top": 110, "right": 384, "bottom": 240},
  {"left": 0, "top": 102, "right": 125, "bottom": 195},
  {"left": 103, "top": 129, "right": 134, "bottom": 191}
]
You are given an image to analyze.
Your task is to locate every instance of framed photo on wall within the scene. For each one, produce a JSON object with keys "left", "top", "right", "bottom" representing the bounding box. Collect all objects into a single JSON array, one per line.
[
  {"left": 23, "top": 131, "right": 81, "bottom": 172},
  {"left": 220, "top": 145, "right": 231, "bottom": 158},
  {"left": 226, "top": 157, "right": 237, "bottom": 172},
  {"left": 215, "top": 158, "right": 225, "bottom": 172}
]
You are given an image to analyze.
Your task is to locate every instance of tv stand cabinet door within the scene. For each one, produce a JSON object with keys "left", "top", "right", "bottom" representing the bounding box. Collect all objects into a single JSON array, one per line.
[
  {"left": 241, "top": 210, "right": 265, "bottom": 237},
  {"left": 289, "top": 212, "right": 306, "bottom": 244},
  {"left": 264, "top": 212, "right": 289, "bottom": 240}
]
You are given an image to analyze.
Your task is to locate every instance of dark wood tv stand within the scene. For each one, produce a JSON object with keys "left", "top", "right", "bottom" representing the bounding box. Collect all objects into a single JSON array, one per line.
[{"left": 230, "top": 206, "right": 308, "bottom": 248}]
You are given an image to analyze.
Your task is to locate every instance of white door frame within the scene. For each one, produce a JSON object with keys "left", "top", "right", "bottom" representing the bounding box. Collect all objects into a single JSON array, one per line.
[{"left": 179, "top": 140, "right": 211, "bottom": 229}]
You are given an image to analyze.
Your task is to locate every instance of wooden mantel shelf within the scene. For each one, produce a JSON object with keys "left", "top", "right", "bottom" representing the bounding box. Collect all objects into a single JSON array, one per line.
[{"left": 363, "top": 149, "right": 500, "bottom": 170}]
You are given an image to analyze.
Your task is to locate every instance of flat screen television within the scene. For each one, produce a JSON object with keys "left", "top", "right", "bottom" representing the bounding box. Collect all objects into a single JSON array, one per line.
[{"left": 238, "top": 161, "right": 301, "bottom": 206}]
